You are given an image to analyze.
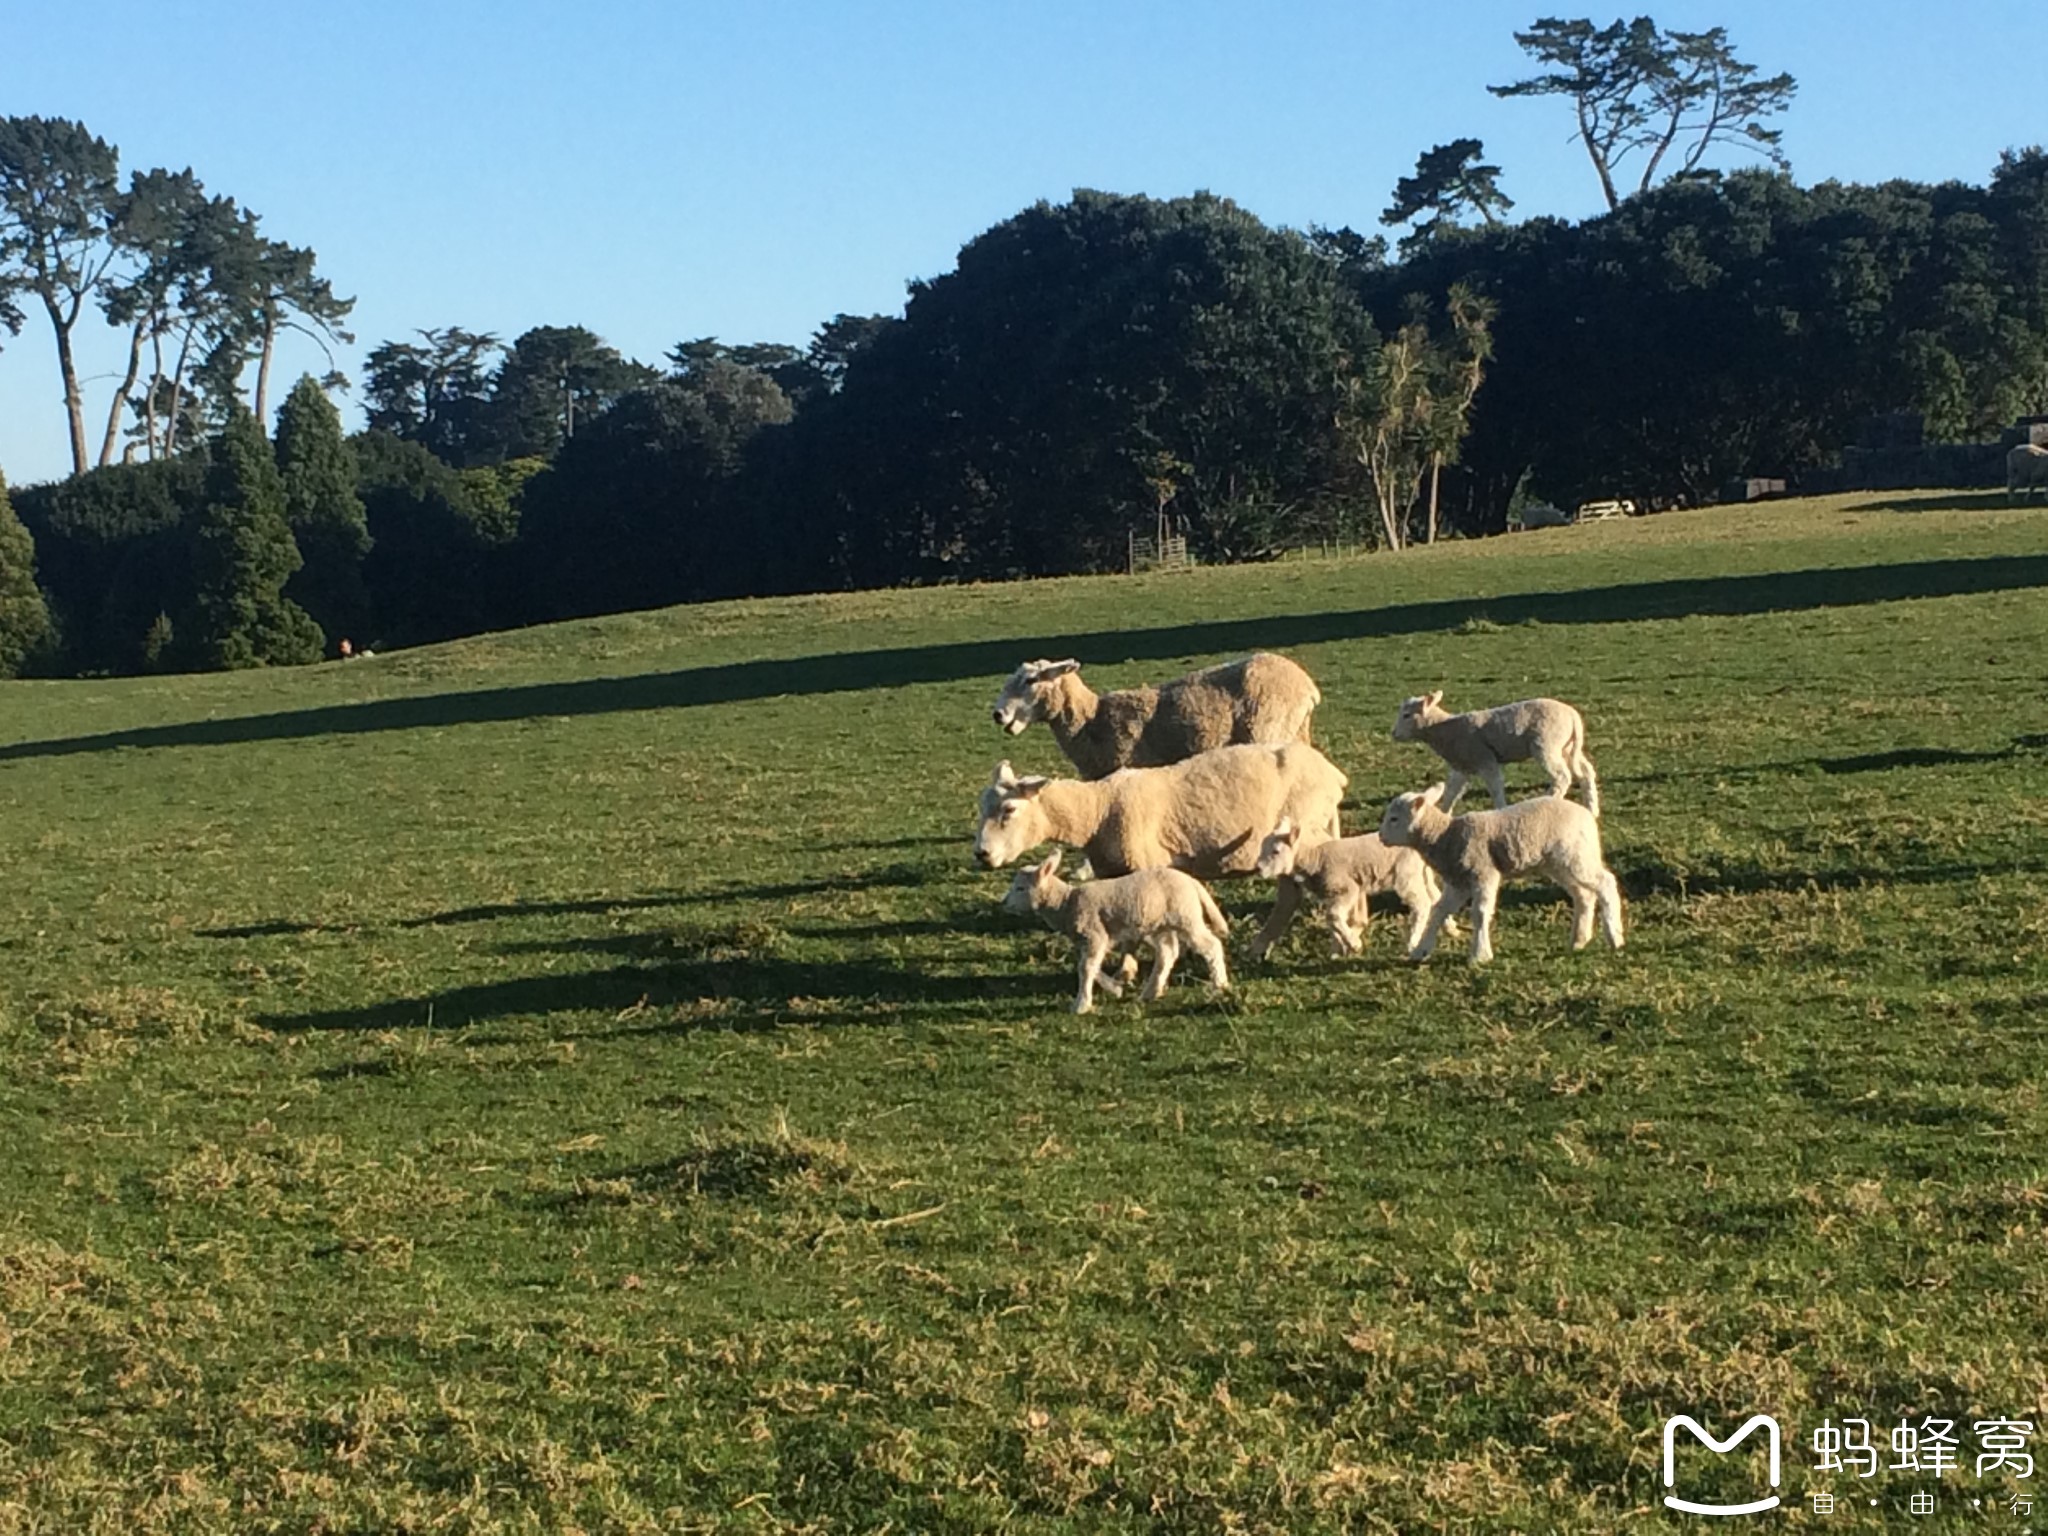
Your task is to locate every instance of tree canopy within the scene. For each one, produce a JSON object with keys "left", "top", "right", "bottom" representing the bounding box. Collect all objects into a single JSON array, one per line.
[
  {"left": 186, "top": 404, "right": 323, "bottom": 668},
  {"left": 1489, "top": 16, "right": 1796, "bottom": 209},
  {"left": 1383, "top": 140, "right": 1514, "bottom": 253},
  {"left": 0, "top": 469, "right": 53, "bottom": 676}
]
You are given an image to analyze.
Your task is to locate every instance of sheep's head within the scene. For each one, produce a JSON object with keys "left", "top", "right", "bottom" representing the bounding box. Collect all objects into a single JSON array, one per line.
[
  {"left": 1377, "top": 784, "right": 1445, "bottom": 847},
  {"left": 1391, "top": 690, "right": 1445, "bottom": 741},
  {"left": 1255, "top": 816, "right": 1302, "bottom": 880},
  {"left": 991, "top": 658, "right": 1081, "bottom": 735},
  {"left": 975, "top": 762, "right": 1054, "bottom": 867},
  {"left": 1000, "top": 851, "right": 1063, "bottom": 916}
]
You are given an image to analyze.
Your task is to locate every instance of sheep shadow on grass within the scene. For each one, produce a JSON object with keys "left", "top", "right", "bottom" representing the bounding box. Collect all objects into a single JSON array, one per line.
[
  {"left": 199, "top": 866, "right": 945, "bottom": 941},
  {"left": 259, "top": 946, "right": 1056, "bottom": 1038},
  {"left": 1617, "top": 850, "right": 2048, "bottom": 903}
]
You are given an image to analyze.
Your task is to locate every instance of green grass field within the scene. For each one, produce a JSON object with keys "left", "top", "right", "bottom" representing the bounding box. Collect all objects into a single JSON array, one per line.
[{"left": 2, "top": 490, "right": 2045, "bottom": 1533}]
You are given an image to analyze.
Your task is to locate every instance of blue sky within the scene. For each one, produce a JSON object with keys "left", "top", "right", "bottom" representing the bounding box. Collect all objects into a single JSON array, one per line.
[{"left": 1, "top": 0, "right": 2040, "bottom": 487}]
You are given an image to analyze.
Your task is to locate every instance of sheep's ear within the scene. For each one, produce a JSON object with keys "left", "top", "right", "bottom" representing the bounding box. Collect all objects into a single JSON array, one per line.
[
  {"left": 1037, "top": 851, "right": 1062, "bottom": 877},
  {"left": 1421, "top": 782, "right": 1446, "bottom": 806},
  {"left": 1042, "top": 658, "right": 1081, "bottom": 678},
  {"left": 1273, "top": 815, "right": 1295, "bottom": 839},
  {"left": 992, "top": 761, "right": 1018, "bottom": 788},
  {"left": 1015, "top": 775, "right": 1051, "bottom": 796},
  {"left": 1425, "top": 690, "right": 1443, "bottom": 708}
]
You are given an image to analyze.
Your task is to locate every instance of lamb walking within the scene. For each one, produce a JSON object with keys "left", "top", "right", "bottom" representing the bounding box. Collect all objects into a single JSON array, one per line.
[
  {"left": 1248, "top": 818, "right": 1444, "bottom": 960},
  {"left": 1000, "top": 851, "right": 1231, "bottom": 1013},
  {"left": 1379, "top": 784, "right": 1623, "bottom": 965},
  {"left": 1392, "top": 691, "right": 1600, "bottom": 816}
]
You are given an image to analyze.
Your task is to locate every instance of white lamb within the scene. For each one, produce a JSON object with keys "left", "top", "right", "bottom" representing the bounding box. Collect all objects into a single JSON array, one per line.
[
  {"left": 1248, "top": 817, "right": 1445, "bottom": 960},
  {"left": 1378, "top": 783, "right": 1623, "bottom": 965},
  {"left": 1392, "top": 691, "right": 1601, "bottom": 817},
  {"left": 974, "top": 743, "right": 1347, "bottom": 879},
  {"left": 990, "top": 653, "right": 1320, "bottom": 779},
  {"left": 1001, "top": 851, "right": 1231, "bottom": 1013}
]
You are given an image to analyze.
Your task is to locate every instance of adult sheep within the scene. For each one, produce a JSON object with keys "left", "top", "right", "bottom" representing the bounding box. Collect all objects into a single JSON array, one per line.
[
  {"left": 2008, "top": 443, "right": 2048, "bottom": 504},
  {"left": 990, "top": 654, "right": 1320, "bottom": 779},
  {"left": 974, "top": 743, "right": 1346, "bottom": 879}
]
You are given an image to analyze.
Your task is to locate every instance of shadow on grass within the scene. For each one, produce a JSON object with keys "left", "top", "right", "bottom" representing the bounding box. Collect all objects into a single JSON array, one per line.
[
  {"left": 1617, "top": 732, "right": 2048, "bottom": 788},
  {"left": 1847, "top": 491, "right": 2031, "bottom": 515},
  {"left": 10, "top": 550, "right": 2048, "bottom": 761},
  {"left": 1816, "top": 734, "right": 2048, "bottom": 774},
  {"left": 197, "top": 918, "right": 333, "bottom": 939},
  {"left": 199, "top": 866, "right": 946, "bottom": 940},
  {"left": 260, "top": 950, "right": 1047, "bottom": 1035},
  {"left": 534, "top": 1141, "right": 860, "bottom": 1210},
  {"left": 1620, "top": 851, "right": 2048, "bottom": 902},
  {"left": 784, "top": 914, "right": 997, "bottom": 941},
  {"left": 395, "top": 866, "right": 946, "bottom": 927}
]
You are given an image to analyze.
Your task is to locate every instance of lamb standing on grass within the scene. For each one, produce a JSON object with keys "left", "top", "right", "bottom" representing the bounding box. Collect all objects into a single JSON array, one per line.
[
  {"left": 974, "top": 743, "right": 1347, "bottom": 879},
  {"left": 1248, "top": 817, "right": 1445, "bottom": 960},
  {"left": 1001, "top": 851, "right": 1231, "bottom": 1013},
  {"left": 1378, "top": 784, "right": 1623, "bottom": 965},
  {"left": 990, "top": 654, "right": 1321, "bottom": 778},
  {"left": 1392, "top": 691, "right": 1601, "bottom": 817}
]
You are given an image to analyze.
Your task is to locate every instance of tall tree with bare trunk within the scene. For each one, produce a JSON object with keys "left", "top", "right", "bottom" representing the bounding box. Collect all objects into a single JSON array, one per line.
[
  {"left": 95, "top": 167, "right": 216, "bottom": 467},
  {"left": 0, "top": 117, "right": 123, "bottom": 477}
]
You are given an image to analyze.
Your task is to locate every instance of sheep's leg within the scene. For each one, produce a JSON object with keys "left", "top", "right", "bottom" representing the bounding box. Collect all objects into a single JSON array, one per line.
[
  {"left": 1403, "top": 903, "right": 1430, "bottom": 953},
  {"left": 1330, "top": 891, "right": 1367, "bottom": 955},
  {"left": 1468, "top": 875, "right": 1501, "bottom": 964},
  {"left": 1440, "top": 770, "right": 1470, "bottom": 813},
  {"left": 1402, "top": 866, "right": 1458, "bottom": 940},
  {"left": 1248, "top": 879, "right": 1301, "bottom": 962},
  {"left": 1394, "top": 872, "right": 1434, "bottom": 951},
  {"left": 1574, "top": 750, "right": 1601, "bottom": 818},
  {"left": 1479, "top": 761, "right": 1509, "bottom": 810},
  {"left": 1598, "top": 869, "right": 1625, "bottom": 949},
  {"left": 1188, "top": 925, "right": 1230, "bottom": 992},
  {"left": 1074, "top": 935, "right": 1112, "bottom": 1014},
  {"left": 1141, "top": 933, "right": 1182, "bottom": 1001},
  {"left": 1540, "top": 745, "right": 1575, "bottom": 801},
  {"left": 1567, "top": 878, "right": 1597, "bottom": 950},
  {"left": 1095, "top": 951, "right": 1140, "bottom": 998},
  {"left": 1409, "top": 885, "right": 1465, "bottom": 961}
]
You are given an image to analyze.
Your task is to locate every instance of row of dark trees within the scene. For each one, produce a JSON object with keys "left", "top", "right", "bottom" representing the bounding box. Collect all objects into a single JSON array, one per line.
[
  {"left": 5, "top": 151, "right": 2047, "bottom": 679},
  {"left": 2, "top": 15, "right": 2047, "bottom": 679}
]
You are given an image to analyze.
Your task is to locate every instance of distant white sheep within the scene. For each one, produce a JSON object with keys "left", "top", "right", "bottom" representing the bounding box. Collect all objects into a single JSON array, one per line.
[
  {"left": 1378, "top": 783, "right": 1623, "bottom": 965},
  {"left": 1001, "top": 851, "right": 1230, "bottom": 1012},
  {"left": 2009, "top": 443, "right": 2048, "bottom": 504},
  {"left": 1392, "top": 691, "right": 1601, "bottom": 817},
  {"left": 990, "top": 653, "right": 1320, "bottom": 779},
  {"left": 1248, "top": 817, "right": 1444, "bottom": 960},
  {"left": 974, "top": 743, "right": 1347, "bottom": 879}
]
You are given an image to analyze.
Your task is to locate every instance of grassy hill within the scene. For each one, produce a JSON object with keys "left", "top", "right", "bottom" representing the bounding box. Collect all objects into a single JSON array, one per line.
[{"left": 2, "top": 489, "right": 2045, "bottom": 1533}]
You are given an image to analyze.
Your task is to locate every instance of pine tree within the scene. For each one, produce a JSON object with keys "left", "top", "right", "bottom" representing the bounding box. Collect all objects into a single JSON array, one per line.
[
  {"left": 187, "top": 404, "right": 324, "bottom": 668},
  {"left": 274, "top": 375, "right": 370, "bottom": 640},
  {"left": 0, "top": 470, "right": 55, "bottom": 677}
]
